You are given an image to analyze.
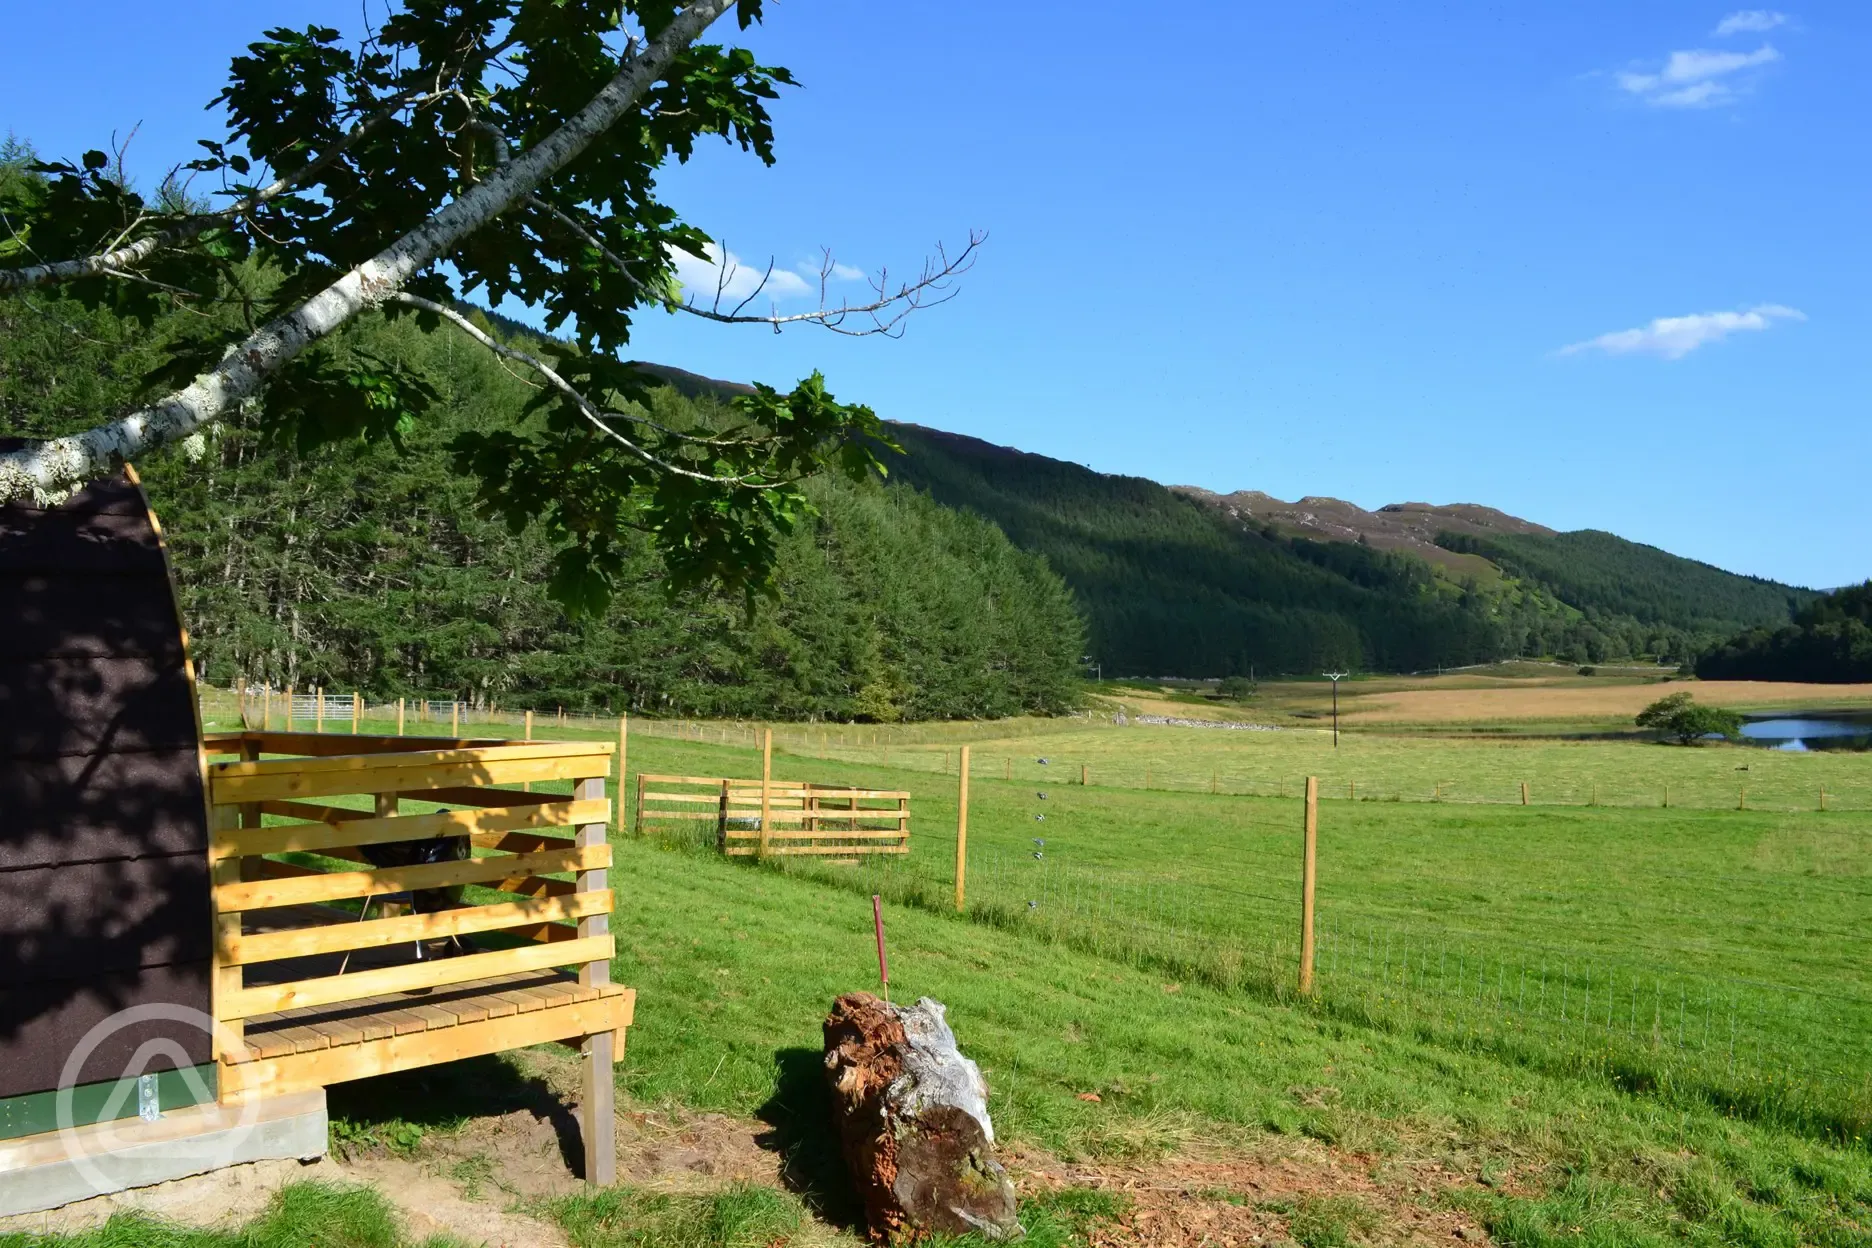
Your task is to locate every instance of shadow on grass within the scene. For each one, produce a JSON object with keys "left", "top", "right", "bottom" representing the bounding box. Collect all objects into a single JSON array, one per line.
[
  {"left": 753, "top": 1046, "right": 863, "bottom": 1231},
  {"left": 324, "top": 1052, "right": 585, "bottom": 1176}
]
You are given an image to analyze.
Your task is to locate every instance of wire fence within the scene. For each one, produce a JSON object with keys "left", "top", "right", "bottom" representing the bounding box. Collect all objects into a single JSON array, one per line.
[{"left": 634, "top": 789, "right": 1872, "bottom": 1144}]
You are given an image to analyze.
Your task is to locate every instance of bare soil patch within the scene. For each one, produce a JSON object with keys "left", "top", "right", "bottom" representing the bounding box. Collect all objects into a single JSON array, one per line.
[{"left": 1009, "top": 1136, "right": 1496, "bottom": 1248}]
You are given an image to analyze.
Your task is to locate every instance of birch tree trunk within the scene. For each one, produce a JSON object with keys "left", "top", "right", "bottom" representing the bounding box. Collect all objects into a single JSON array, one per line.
[{"left": 0, "top": 0, "right": 736, "bottom": 506}]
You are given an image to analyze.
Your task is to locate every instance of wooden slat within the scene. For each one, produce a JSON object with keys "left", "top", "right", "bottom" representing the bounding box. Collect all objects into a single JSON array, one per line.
[
  {"left": 723, "top": 829, "right": 911, "bottom": 840},
  {"left": 470, "top": 828, "right": 577, "bottom": 854},
  {"left": 215, "top": 843, "right": 608, "bottom": 912},
  {"left": 634, "top": 810, "right": 732, "bottom": 821},
  {"left": 222, "top": 731, "right": 514, "bottom": 757},
  {"left": 211, "top": 753, "right": 607, "bottom": 804},
  {"left": 220, "top": 991, "right": 633, "bottom": 1100},
  {"left": 726, "top": 845, "right": 907, "bottom": 856},
  {"left": 491, "top": 874, "right": 578, "bottom": 899},
  {"left": 258, "top": 799, "right": 373, "bottom": 824},
  {"left": 639, "top": 792, "right": 727, "bottom": 804},
  {"left": 217, "top": 739, "right": 610, "bottom": 776},
  {"left": 221, "top": 934, "right": 615, "bottom": 1019},
  {"left": 213, "top": 798, "right": 606, "bottom": 859},
  {"left": 404, "top": 785, "right": 562, "bottom": 809},
  {"left": 226, "top": 890, "right": 612, "bottom": 965},
  {"left": 638, "top": 774, "right": 751, "bottom": 786}
]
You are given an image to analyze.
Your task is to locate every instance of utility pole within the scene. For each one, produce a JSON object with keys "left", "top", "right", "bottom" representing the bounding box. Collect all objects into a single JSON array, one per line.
[{"left": 1323, "top": 671, "right": 1348, "bottom": 747}]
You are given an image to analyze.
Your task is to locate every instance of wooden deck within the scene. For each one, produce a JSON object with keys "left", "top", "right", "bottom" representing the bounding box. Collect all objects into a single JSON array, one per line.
[
  {"left": 199, "top": 730, "right": 630, "bottom": 1182},
  {"left": 223, "top": 969, "right": 633, "bottom": 1100}
]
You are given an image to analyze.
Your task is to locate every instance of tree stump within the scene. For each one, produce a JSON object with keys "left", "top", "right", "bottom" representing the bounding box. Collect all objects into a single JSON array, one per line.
[{"left": 823, "top": 993, "right": 1020, "bottom": 1242}]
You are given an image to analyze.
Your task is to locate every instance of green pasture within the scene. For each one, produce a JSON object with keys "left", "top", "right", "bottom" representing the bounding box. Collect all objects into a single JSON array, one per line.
[{"left": 167, "top": 702, "right": 1872, "bottom": 1245}]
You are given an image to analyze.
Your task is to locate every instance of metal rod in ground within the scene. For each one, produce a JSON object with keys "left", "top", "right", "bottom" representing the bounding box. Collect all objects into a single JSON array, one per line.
[
  {"left": 955, "top": 744, "right": 971, "bottom": 912},
  {"left": 1300, "top": 776, "right": 1319, "bottom": 995},
  {"left": 872, "top": 894, "right": 890, "bottom": 1002}
]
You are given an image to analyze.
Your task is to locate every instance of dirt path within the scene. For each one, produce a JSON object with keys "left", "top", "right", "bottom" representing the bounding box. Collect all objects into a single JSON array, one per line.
[{"left": 5, "top": 1089, "right": 1497, "bottom": 1246}]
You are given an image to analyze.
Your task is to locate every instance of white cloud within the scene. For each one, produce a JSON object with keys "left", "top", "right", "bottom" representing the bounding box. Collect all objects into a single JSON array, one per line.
[
  {"left": 1714, "top": 10, "right": 1788, "bottom": 36},
  {"left": 1558, "top": 305, "right": 1805, "bottom": 360},
  {"left": 1617, "top": 43, "right": 1781, "bottom": 107},
  {"left": 790, "top": 258, "right": 867, "bottom": 284},
  {"left": 669, "top": 242, "right": 813, "bottom": 305}
]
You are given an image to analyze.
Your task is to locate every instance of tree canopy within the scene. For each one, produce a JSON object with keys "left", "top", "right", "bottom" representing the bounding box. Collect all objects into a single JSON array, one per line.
[
  {"left": 0, "top": 1, "right": 974, "bottom": 611},
  {"left": 1635, "top": 692, "right": 1744, "bottom": 745}
]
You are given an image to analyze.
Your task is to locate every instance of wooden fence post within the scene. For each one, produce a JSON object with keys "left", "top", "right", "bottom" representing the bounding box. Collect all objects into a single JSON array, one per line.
[
  {"left": 1081, "top": 763, "right": 1089, "bottom": 786},
  {"left": 618, "top": 714, "right": 629, "bottom": 797},
  {"left": 525, "top": 709, "right": 534, "bottom": 741},
  {"left": 285, "top": 684, "right": 294, "bottom": 731},
  {"left": 955, "top": 745, "right": 971, "bottom": 912},
  {"left": 1820, "top": 783, "right": 1827, "bottom": 812},
  {"left": 451, "top": 700, "right": 460, "bottom": 737},
  {"left": 395, "top": 697, "right": 405, "bottom": 736},
  {"left": 573, "top": 773, "right": 615, "bottom": 1185},
  {"left": 262, "top": 686, "right": 271, "bottom": 731},
  {"left": 1299, "top": 776, "right": 1318, "bottom": 997},
  {"left": 759, "top": 729, "right": 774, "bottom": 858},
  {"left": 238, "top": 684, "right": 247, "bottom": 727},
  {"left": 316, "top": 687, "right": 325, "bottom": 733},
  {"left": 351, "top": 692, "right": 361, "bottom": 735},
  {"left": 1521, "top": 781, "right": 1529, "bottom": 806},
  {"left": 1004, "top": 757, "right": 1011, "bottom": 781},
  {"left": 1738, "top": 787, "right": 1747, "bottom": 811}
]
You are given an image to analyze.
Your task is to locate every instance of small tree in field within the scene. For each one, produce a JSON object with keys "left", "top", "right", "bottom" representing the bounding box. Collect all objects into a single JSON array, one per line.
[
  {"left": 1636, "top": 692, "right": 1744, "bottom": 745},
  {"left": 0, "top": 1, "right": 978, "bottom": 611}
]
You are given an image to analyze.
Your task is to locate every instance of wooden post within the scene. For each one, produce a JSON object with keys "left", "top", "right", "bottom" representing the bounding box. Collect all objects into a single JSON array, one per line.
[
  {"left": 209, "top": 803, "right": 245, "bottom": 1090},
  {"left": 1081, "top": 763, "right": 1089, "bottom": 786},
  {"left": 1820, "top": 783, "right": 1827, "bottom": 812},
  {"left": 1210, "top": 771, "right": 1218, "bottom": 794},
  {"left": 451, "top": 700, "right": 460, "bottom": 737},
  {"left": 238, "top": 684, "right": 247, "bottom": 728},
  {"left": 1663, "top": 784, "right": 1670, "bottom": 809},
  {"left": 759, "top": 729, "right": 774, "bottom": 858},
  {"left": 1299, "top": 776, "right": 1318, "bottom": 996},
  {"left": 955, "top": 745, "right": 971, "bottom": 912},
  {"left": 351, "top": 691, "right": 361, "bottom": 735},
  {"left": 284, "top": 684, "right": 294, "bottom": 731},
  {"left": 525, "top": 709, "right": 534, "bottom": 740},
  {"left": 573, "top": 774, "right": 615, "bottom": 1185},
  {"left": 1739, "top": 787, "right": 1747, "bottom": 811},
  {"left": 1521, "top": 781, "right": 1529, "bottom": 806},
  {"left": 262, "top": 686, "right": 271, "bottom": 731},
  {"left": 1349, "top": 780, "right": 1355, "bottom": 801},
  {"left": 396, "top": 697, "right": 405, "bottom": 735},
  {"left": 618, "top": 714, "right": 629, "bottom": 797},
  {"left": 315, "top": 687, "right": 324, "bottom": 733},
  {"left": 1004, "top": 757, "right": 1011, "bottom": 781},
  {"left": 1591, "top": 783, "right": 1598, "bottom": 807}
]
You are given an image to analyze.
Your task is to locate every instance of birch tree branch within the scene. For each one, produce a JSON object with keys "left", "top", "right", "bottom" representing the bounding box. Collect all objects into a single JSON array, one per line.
[
  {"left": 391, "top": 292, "right": 770, "bottom": 483},
  {"left": 0, "top": 87, "right": 432, "bottom": 294},
  {"left": 527, "top": 194, "right": 983, "bottom": 336},
  {"left": 0, "top": 0, "right": 739, "bottom": 505}
]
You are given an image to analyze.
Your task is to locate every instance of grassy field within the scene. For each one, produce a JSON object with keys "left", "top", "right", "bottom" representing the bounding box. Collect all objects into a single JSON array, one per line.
[{"left": 150, "top": 695, "right": 1872, "bottom": 1245}]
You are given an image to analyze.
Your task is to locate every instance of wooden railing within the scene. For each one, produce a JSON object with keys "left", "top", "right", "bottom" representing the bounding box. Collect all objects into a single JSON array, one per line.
[
  {"left": 633, "top": 773, "right": 910, "bottom": 857},
  {"left": 202, "top": 732, "right": 617, "bottom": 1072}
]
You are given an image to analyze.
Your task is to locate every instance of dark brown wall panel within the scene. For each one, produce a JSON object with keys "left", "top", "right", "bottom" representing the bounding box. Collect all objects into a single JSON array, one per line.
[
  {"left": 0, "top": 748, "right": 207, "bottom": 870},
  {"left": 0, "top": 572, "right": 188, "bottom": 660},
  {"left": 0, "top": 851, "right": 211, "bottom": 986},
  {"left": 0, "top": 656, "right": 198, "bottom": 759},
  {"left": 0, "top": 473, "right": 212, "bottom": 1101},
  {"left": 0, "top": 961, "right": 213, "bottom": 1098}
]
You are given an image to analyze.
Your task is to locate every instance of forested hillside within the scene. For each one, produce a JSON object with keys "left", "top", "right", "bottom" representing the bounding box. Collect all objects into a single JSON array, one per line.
[
  {"left": 884, "top": 425, "right": 1809, "bottom": 675},
  {"left": 1434, "top": 529, "right": 1812, "bottom": 637},
  {"left": 0, "top": 289, "right": 1084, "bottom": 719},
  {"left": 1696, "top": 582, "right": 1872, "bottom": 683}
]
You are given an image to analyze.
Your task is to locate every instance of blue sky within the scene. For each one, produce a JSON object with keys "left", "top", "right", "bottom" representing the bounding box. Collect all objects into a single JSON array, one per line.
[{"left": 4, "top": 3, "right": 1867, "bottom": 587}]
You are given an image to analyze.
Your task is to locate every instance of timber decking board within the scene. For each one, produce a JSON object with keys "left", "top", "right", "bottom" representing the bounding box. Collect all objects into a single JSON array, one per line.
[{"left": 234, "top": 970, "right": 623, "bottom": 1062}]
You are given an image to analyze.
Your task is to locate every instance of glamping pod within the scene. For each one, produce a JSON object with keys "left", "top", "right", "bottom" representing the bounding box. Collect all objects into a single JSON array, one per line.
[
  {"left": 0, "top": 468, "right": 215, "bottom": 1140},
  {"left": 0, "top": 466, "right": 631, "bottom": 1215}
]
